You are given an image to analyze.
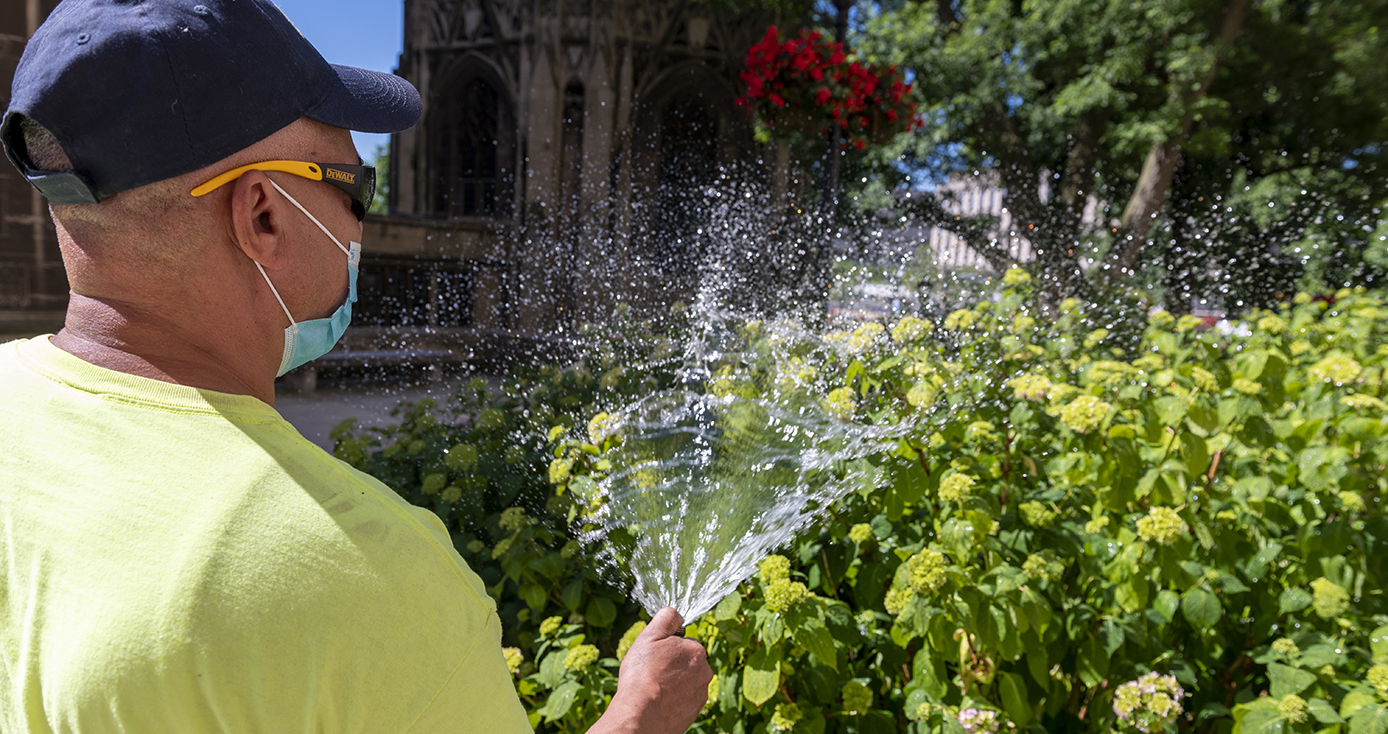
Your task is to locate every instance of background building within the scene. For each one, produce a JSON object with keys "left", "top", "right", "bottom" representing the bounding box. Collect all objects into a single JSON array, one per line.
[{"left": 0, "top": 0, "right": 63, "bottom": 336}]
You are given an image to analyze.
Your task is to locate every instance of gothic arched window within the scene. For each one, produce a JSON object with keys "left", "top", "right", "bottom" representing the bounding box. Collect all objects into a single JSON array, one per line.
[{"left": 428, "top": 72, "right": 514, "bottom": 218}]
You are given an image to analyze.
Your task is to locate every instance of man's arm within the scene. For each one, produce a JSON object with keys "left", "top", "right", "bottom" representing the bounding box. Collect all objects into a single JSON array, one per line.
[{"left": 588, "top": 607, "right": 713, "bottom": 734}]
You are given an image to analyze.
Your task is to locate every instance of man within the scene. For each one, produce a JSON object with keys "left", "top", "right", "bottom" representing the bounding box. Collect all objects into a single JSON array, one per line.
[{"left": 0, "top": 1, "right": 711, "bottom": 732}]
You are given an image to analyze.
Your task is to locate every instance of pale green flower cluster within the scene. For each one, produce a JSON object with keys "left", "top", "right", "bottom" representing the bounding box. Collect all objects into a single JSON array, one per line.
[
  {"left": 1011, "top": 315, "right": 1037, "bottom": 334},
  {"left": 1060, "top": 298, "right": 1084, "bottom": 313},
  {"left": 1192, "top": 367, "right": 1219, "bottom": 392},
  {"left": 499, "top": 506, "right": 530, "bottom": 532},
  {"left": 1022, "top": 553, "right": 1064, "bottom": 582},
  {"left": 825, "top": 387, "right": 857, "bottom": 420},
  {"left": 1309, "top": 353, "right": 1364, "bottom": 385},
  {"left": 1176, "top": 315, "right": 1204, "bottom": 332},
  {"left": 1137, "top": 507, "right": 1185, "bottom": 546},
  {"left": 891, "top": 316, "right": 933, "bottom": 343},
  {"left": 764, "top": 579, "right": 810, "bottom": 613},
  {"left": 957, "top": 708, "right": 1000, "bottom": 734},
  {"left": 1084, "top": 328, "right": 1110, "bottom": 348},
  {"left": 1008, "top": 373, "right": 1052, "bottom": 401},
  {"left": 770, "top": 703, "right": 803, "bottom": 732},
  {"left": 850, "top": 322, "right": 886, "bottom": 352},
  {"left": 849, "top": 523, "right": 874, "bottom": 544},
  {"left": 564, "top": 644, "right": 599, "bottom": 672},
  {"left": 1368, "top": 663, "right": 1388, "bottom": 699},
  {"left": 938, "top": 472, "right": 977, "bottom": 503},
  {"left": 466, "top": 539, "right": 487, "bottom": 555},
  {"left": 1294, "top": 292, "right": 1314, "bottom": 305},
  {"left": 1003, "top": 266, "right": 1031, "bottom": 285},
  {"left": 841, "top": 680, "right": 873, "bottom": 715},
  {"left": 884, "top": 586, "right": 913, "bottom": 616},
  {"left": 966, "top": 421, "right": 999, "bottom": 442},
  {"left": 1271, "top": 638, "right": 1300, "bottom": 657},
  {"left": 502, "top": 647, "right": 523, "bottom": 675},
  {"left": 540, "top": 616, "right": 563, "bottom": 637},
  {"left": 1019, "top": 501, "right": 1057, "bottom": 528},
  {"left": 1133, "top": 353, "right": 1165, "bottom": 372},
  {"left": 588, "top": 411, "right": 618, "bottom": 444},
  {"left": 1148, "top": 311, "right": 1175, "bottom": 329},
  {"left": 1342, "top": 394, "right": 1387, "bottom": 411},
  {"left": 1311, "top": 577, "right": 1350, "bottom": 619},
  {"left": 617, "top": 621, "right": 646, "bottom": 661},
  {"left": 704, "top": 676, "right": 720, "bottom": 711},
  {"left": 759, "top": 555, "right": 791, "bottom": 584},
  {"left": 1340, "top": 491, "right": 1367, "bottom": 514},
  {"left": 1059, "top": 395, "right": 1114, "bottom": 433},
  {"left": 1291, "top": 339, "right": 1312, "bottom": 357},
  {"left": 1276, "top": 694, "right": 1308, "bottom": 724},
  {"left": 907, "top": 549, "right": 949, "bottom": 594},
  {"left": 945, "top": 309, "right": 977, "bottom": 331},
  {"left": 549, "top": 457, "right": 573, "bottom": 485},
  {"left": 1258, "top": 314, "right": 1288, "bottom": 334},
  {"left": 1233, "top": 377, "right": 1263, "bottom": 395},
  {"left": 1113, "top": 672, "right": 1185, "bottom": 733},
  {"left": 1088, "top": 360, "right": 1138, "bottom": 387},
  {"left": 1085, "top": 516, "right": 1111, "bottom": 533}
]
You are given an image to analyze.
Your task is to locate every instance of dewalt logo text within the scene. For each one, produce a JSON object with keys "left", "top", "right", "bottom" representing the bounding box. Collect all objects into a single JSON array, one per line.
[{"left": 324, "top": 168, "right": 355, "bottom": 184}]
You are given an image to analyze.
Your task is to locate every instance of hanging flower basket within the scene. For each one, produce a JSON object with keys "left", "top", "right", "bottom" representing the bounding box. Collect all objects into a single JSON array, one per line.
[{"left": 735, "top": 27, "right": 918, "bottom": 148}]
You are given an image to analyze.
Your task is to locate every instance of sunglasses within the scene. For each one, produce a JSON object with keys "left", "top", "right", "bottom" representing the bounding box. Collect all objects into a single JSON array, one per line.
[{"left": 190, "top": 160, "right": 376, "bottom": 221}]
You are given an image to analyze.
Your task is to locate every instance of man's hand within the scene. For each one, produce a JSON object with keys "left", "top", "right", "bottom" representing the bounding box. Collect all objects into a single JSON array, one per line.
[{"left": 591, "top": 607, "right": 712, "bottom": 734}]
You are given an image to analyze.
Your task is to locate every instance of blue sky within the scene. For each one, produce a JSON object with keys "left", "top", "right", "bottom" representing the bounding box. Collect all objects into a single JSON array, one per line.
[{"left": 272, "top": 0, "right": 406, "bottom": 163}]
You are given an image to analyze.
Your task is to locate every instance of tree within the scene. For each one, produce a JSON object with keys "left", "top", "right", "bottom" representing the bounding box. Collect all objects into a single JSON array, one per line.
[{"left": 855, "top": 0, "right": 1388, "bottom": 304}]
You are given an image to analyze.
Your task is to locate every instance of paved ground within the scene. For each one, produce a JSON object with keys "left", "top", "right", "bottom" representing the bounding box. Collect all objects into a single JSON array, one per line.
[{"left": 274, "top": 379, "right": 469, "bottom": 451}]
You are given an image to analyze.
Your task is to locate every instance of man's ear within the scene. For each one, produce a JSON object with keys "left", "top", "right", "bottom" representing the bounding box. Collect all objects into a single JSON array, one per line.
[{"left": 228, "top": 170, "right": 289, "bottom": 270}]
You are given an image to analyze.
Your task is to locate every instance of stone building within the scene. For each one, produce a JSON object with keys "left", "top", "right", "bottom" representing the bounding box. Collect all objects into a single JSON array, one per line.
[
  {"left": 354, "top": 0, "right": 797, "bottom": 367},
  {"left": 0, "top": 0, "right": 64, "bottom": 336}
]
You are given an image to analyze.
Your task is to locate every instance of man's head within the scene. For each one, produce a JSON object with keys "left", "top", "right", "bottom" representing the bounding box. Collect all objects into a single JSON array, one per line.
[{"left": 0, "top": 0, "right": 420, "bottom": 395}]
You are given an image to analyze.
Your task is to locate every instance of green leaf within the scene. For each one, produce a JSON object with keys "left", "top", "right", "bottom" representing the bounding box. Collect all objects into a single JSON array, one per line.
[
  {"left": 1155, "top": 396, "right": 1189, "bottom": 427},
  {"left": 1268, "top": 662, "right": 1317, "bottom": 698},
  {"left": 793, "top": 617, "right": 839, "bottom": 672},
  {"left": 1182, "top": 431, "right": 1210, "bottom": 479},
  {"left": 562, "top": 578, "right": 584, "bottom": 611},
  {"left": 1100, "top": 618, "right": 1125, "bottom": 656},
  {"left": 1279, "top": 587, "right": 1312, "bottom": 615},
  {"left": 1371, "top": 626, "right": 1388, "bottom": 663},
  {"left": 714, "top": 592, "right": 742, "bottom": 621},
  {"left": 742, "top": 647, "right": 780, "bottom": 706},
  {"left": 1345, "top": 690, "right": 1379, "bottom": 719},
  {"left": 1182, "top": 588, "right": 1221, "bottom": 630},
  {"left": 585, "top": 596, "right": 616, "bottom": 628},
  {"left": 1310, "top": 698, "right": 1346, "bottom": 724},
  {"left": 1077, "top": 636, "right": 1108, "bottom": 687},
  {"left": 1153, "top": 589, "right": 1181, "bottom": 625},
  {"left": 543, "top": 681, "right": 581, "bottom": 722},
  {"left": 914, "top": 648, "right": 949, "bottom": 700},
  {"left": 941, "top": 517, "right": 977, "bottom": 560},
  {"left": 1027, "top": 646, "right": 1049, "bottom": 688},
  {"left": 1351, "top": 702, "right": 1388, "bottom": 734},
  {"left": 521, "top": 583, "right": 548, "bottom": 612},
  {"left": 537, "top": 650, "right": 567, "bottom": 688},
  {"left": 1000, "top": 672, "right": 1033, "bottom": 726}
]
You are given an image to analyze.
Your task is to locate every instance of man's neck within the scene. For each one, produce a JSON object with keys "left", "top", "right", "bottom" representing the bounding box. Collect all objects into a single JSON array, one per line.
[{"left": 52, "top": 293, "right": 275, "bottom": 405}]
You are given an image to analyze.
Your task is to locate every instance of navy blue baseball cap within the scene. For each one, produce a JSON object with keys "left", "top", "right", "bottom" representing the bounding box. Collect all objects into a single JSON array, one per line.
[{"left": 1, "top": 0, "right": 422, "bottom": 205}]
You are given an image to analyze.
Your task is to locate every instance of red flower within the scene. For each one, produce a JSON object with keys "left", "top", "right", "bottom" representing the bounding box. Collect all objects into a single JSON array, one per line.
[
  {"left": 769, "top": 93, "right": 786, "bottom": 108},
  {"left": 815, "top": 88, "right": 832, "bottom": 105}
]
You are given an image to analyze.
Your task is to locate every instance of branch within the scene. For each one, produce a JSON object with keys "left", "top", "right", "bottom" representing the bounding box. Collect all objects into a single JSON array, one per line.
[{"left": 1107, "top": 0, "right": 1253, "bottom": 279}]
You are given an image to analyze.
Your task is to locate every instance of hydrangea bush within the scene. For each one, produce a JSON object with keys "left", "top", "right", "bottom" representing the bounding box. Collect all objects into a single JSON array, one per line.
[{"left": 334, "top": 280, "right": 1388, "bottom": 733}]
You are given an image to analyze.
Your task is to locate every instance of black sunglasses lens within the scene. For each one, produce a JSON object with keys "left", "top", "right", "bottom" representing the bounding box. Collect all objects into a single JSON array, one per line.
[{"left": 351, "top": 199, "right": 366, "bottom": 222}]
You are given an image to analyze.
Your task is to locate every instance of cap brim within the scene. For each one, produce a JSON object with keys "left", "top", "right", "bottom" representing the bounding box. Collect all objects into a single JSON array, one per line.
[{"left": 305, "top": 64, "right": 422, "bottom": 134}]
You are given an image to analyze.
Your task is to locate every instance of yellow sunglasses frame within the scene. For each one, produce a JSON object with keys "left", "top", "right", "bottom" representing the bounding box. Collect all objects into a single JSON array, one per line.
[
  {"left": 190, "top": 160, "right": 374, "bottom": 221},
  {"left": 190, "top": 160, "right": 326, "bottom": 197}
]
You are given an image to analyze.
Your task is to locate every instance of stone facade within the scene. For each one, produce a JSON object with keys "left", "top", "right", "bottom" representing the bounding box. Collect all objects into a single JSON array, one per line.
[{"left": 377, "top": 0, "right": 791, "bottom": 347}]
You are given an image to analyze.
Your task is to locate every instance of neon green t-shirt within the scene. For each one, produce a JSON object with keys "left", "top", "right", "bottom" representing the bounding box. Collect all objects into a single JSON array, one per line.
[{"left": 0, "top": 336, "right": 532, "bottom": 733}]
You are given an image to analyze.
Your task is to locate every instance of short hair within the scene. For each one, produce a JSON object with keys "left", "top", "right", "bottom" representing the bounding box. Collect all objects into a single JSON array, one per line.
[{"left": 18, "top": 116, "right": 73, "bottom": 171}]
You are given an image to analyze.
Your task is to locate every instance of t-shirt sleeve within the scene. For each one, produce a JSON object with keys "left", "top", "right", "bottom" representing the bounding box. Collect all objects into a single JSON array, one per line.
[{"left": 404, "top": 611, "right": 534, "bottom": 734}]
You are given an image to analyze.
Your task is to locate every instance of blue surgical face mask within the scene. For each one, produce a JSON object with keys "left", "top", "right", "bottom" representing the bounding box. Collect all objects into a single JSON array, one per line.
[{"left": 255, "top": 179, "right": 361, "bottom": 377}]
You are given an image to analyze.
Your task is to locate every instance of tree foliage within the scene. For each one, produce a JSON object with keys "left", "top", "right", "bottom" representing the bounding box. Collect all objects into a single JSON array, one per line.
[{"left": 851, "top": 0, "right": 1388, "bottom": 303}]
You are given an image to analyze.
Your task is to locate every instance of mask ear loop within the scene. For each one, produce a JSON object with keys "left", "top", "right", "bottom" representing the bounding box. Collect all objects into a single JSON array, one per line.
[{"left": 269, "top": 179, "right": 352, "bottom": 257}]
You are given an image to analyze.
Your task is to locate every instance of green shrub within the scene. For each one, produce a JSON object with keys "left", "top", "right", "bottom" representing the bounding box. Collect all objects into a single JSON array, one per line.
[{"left": 336, "top": 283, "right": 1388, "bottom": 734}]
